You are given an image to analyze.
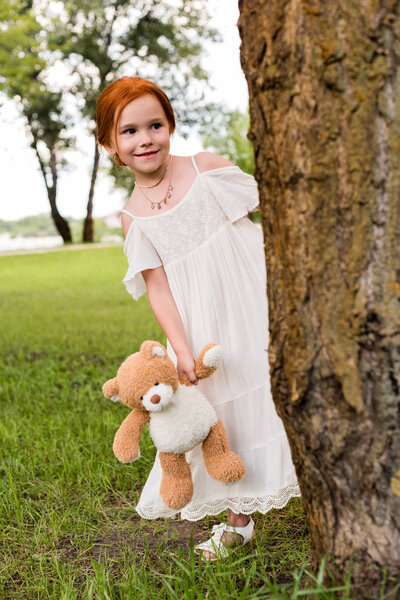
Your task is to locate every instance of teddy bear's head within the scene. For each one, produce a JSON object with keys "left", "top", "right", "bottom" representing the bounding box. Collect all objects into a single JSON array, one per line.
[{"left": 102, "top": 341, "right": 179, "bottom": 413}]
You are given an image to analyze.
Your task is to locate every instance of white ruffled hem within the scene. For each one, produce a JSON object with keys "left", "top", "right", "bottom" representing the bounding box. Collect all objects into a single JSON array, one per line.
[{"left": 135, "top": 482, "right": 301, "bottom": 521}]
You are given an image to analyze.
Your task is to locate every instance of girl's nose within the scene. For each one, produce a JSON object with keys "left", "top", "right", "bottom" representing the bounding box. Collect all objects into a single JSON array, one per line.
[{"left": 138, "top": 130, "right": 152, "bottom": 145}]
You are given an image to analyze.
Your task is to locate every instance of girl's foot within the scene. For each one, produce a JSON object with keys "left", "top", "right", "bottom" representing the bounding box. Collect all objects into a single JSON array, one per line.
[{"left": 194, "top": 516, "right": 255, "bottom": 561}]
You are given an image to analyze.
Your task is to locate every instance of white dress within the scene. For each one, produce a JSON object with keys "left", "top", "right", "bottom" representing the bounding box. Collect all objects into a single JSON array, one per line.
[{"left": 122, "top": 156, "right": 300, "bottom": 521}]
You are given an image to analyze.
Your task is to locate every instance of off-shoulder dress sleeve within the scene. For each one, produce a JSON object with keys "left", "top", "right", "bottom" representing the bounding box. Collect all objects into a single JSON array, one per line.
[
  {"left": 123, "top": 221, "right": 162, "bottom": 301},
  {"left": 202, "top": 166, "right": 259, "bottom": 222}
]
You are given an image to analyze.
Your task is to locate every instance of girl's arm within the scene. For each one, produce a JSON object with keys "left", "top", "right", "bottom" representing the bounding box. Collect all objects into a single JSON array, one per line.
[
  {"left": 142, "top": 266, "right": 199, "bottom": 385},
  {"left": 121, "top": 216, "right": 196, "bottom": 381}
]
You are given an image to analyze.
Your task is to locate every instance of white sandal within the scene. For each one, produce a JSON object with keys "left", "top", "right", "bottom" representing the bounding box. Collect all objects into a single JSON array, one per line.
[{"left": 194, "top": 517, "right": 255, "bottom": 561}]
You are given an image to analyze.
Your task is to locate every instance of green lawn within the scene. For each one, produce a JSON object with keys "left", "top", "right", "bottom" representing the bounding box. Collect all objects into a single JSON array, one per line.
[{"left": 0, "top": 246, "right": 357, "bottom": 599}]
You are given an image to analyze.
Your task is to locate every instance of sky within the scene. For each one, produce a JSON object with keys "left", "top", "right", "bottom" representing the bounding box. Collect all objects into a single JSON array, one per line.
[{"left": 0, "top": 0, "right": 249, "bottom": 221}]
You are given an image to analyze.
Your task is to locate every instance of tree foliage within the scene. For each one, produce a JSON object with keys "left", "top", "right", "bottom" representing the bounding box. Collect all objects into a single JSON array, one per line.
[
  {"left": 0, "top": 0, "right": 73, "bottom": 241},
  {"left": 199, "top": 107, "right": 255, "bottom": 175},
  {"left": 106, "top": 161, "right": 135, "bottom": 199},
  {"left": 0, "top": 0, "right": 216, "bottom": 241}
]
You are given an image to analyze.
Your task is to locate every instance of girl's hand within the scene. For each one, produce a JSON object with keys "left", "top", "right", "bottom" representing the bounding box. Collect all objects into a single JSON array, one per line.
[{"left": 176, "top": 351, "right": 199, "bottom": 385}]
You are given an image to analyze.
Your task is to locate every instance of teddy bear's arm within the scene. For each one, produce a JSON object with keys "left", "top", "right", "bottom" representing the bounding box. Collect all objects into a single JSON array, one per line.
[
  {"left": 113, "top": 410, "right": 150, "bottom": 463},
  {"left": 179, "top": 343, "right": 222, "bottom": 386}
]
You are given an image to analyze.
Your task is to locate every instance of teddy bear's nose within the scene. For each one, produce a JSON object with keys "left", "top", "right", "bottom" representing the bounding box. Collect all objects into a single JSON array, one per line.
[{"left": 150, "top": 394, "right": 161, "bottom": 404}]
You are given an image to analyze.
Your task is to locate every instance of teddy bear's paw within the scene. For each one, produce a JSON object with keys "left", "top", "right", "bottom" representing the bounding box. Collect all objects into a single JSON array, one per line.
[
  {"left": 205, "top": 451, "right": 245, "bottom": 483},
  {"left": 113, "top": 445, "right": 140, "bottom": 464},
  {"left": 194, "top": 343, "right": 222, "bottom": 381},
  {"left": 160, "top": 476, "right": 193, "bottom": 510},
  {"left": 220, "top": 478, "right": 241, "bottom": 487},
  {"left": 203, "top": 344, "right": 222, "bottom": 368},
  {"left": 116, "top": 449, "right": 141, "bottom": 464}
]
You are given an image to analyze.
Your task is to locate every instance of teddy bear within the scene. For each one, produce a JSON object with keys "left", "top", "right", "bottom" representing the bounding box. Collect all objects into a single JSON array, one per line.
[{"left": 102, "top": 340, "right": 245, "bottom": 510}]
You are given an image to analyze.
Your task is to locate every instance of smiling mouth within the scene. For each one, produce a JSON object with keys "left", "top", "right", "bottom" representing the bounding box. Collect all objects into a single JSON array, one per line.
[{"left": 135, "top": 150, "right": 159, "bottom": 157}]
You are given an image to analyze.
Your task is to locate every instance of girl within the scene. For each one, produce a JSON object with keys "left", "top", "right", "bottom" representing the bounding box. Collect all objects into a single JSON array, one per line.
[{"left": 96, "top": 76, "right": 300, "bottom": 561}]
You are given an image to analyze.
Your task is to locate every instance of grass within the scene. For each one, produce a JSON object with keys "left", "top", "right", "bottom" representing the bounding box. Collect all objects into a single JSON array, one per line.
[{"left": 0, "top": 245, "right": 382, "bottom": 599}]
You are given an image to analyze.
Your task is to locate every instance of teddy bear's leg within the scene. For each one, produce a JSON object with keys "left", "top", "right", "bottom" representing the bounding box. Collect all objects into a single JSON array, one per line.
[
  {"left": 159, "top": 452, "right": 193, "bottom": 510},
  {"left": 202, "top": 419, "right": 245, "bottom": 483}
]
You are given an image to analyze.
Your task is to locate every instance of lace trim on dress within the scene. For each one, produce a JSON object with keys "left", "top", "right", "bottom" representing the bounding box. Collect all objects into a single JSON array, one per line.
[
  {"left": 137, "top": 188, "right": 227, "bottom": 264},
  {"left": 135, "top": 482, "right": 301, "bottom": 521}
]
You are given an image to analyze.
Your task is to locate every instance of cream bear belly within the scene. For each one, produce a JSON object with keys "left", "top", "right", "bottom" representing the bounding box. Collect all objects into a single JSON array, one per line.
[{"left": 149, "top": 384, "right": 218, "bottom": 453}]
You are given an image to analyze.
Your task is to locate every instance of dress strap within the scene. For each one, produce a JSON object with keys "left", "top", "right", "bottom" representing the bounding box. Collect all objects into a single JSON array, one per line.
[
  {"left": 191, "top": 155, "right": 200, "bottom": 175},
  {"left": 121, "top": 208, "right": 135, "bottom": 220}
]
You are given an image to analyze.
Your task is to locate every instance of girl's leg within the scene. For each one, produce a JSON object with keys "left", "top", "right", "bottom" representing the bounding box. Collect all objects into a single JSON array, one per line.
[
  {"left": 200, "top": 510, "right": 252, "bottom": 561},
  {"left": 228, "top": 510, "right": 251, "bottom": 527}
]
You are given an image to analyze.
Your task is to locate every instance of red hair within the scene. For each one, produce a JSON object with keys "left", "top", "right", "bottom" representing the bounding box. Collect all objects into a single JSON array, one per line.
[{"left": 96, "top": 76, "right": 176, "bottom": 166}]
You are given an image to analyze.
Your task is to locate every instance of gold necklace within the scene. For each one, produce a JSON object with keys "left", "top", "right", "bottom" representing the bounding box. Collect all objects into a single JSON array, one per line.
[
  {"left": 139, "top": 160, "right": 173, "bottom": 210},
  {"left": 136, "top": 155, "right": 173, "bottom": 189}
]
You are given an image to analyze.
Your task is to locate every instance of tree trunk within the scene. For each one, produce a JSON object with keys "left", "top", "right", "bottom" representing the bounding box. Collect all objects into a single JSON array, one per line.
[
  {"left": 238, "top": 0, "right": 400, "bottom": 596},
  {"left": 82, "top": 137, "right": 100, "bottom": 243},
  {"left": 48, "top": 187, "right": 72, "bottom": 243},
  {"left": 30, "top": 125, "right": 72, "bottom": 243},
  {"left": 48, "top": 142, "right": 72, "bottom": 243}
]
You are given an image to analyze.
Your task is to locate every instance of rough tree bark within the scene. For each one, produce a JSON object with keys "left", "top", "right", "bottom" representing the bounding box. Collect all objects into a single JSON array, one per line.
[{"left": 238, "top": 0, "right": 400, "bottom": 596}]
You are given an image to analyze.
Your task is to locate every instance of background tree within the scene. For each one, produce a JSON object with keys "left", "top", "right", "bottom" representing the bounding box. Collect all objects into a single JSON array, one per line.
[
  {"left": 1, "top": 0, "right": 215, "bottom": 243},
  {"left": 239, "top": 0, "right": 400, "bottom": 596},
  {"left": 199, "top": 106, "right": 255, "bottom": 174},
  {"left": 49, "top": 0, "right": 215, "bottom": 242},
  {"left": 198, "top": 106, "right": 259, "bottom": 223},
  {"left": 0, "top": 0, "right": 73, "bottom": 242}
]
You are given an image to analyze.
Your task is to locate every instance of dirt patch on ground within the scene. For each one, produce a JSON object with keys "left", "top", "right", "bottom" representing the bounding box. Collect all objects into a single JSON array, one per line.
[
  {"left": 60, "top": 515, "right": 211, "bottom": 565},
  {"left": 92, "top": 519, "right": 209, "bottom": 560}
]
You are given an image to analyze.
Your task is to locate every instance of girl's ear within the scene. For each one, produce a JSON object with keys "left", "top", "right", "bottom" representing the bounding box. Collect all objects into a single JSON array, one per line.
[{"left": 103, "top": 143, "right": 115, "bottom": 155}]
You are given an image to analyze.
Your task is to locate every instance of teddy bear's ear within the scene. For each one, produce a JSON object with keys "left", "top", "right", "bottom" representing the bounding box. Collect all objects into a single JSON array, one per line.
[
  {"left": 102, "top": 378, "right": 120, "bottom": 402},
  {"left": 152, "top": 346, "right": 165, "bottom": 357},
  {"left": 140, "top": 340, "right": 167, "bottom": 361}
]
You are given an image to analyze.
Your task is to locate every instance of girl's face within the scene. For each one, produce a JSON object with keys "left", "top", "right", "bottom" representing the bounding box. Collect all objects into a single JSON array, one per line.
[{"left": 109, "top": 94, "right": 171, "bottom": 177}]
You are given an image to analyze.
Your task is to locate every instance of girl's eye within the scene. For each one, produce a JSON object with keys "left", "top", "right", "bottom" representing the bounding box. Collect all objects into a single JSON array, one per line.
[
  {"left": 124, "top": 128, "right": 136, "bottom": 135},
  {"left": 140, "top": 396, "right": 143, "bottom": 400},
  {"left": 154, "top": 382, "right": 159, "bottom": 386},
  {"left": 151, "top": 122, "right": 162, "bottom": 130}
]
